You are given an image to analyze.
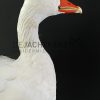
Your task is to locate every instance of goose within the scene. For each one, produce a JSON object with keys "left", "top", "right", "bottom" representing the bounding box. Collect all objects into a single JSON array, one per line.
[{"left": 0, "top": 0, "right": 82, "bottom": 100}]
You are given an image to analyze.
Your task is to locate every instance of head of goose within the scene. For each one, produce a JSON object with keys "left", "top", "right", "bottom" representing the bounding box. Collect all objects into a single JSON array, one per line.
[{"left": 24, "top": 0, "right": 82, "bottom": 19}]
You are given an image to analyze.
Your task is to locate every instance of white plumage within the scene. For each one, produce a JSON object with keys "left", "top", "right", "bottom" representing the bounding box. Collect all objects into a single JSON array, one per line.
[
  {"left": 0, "top": 0, "right": 82, "bottom": 99},
  {"left": 0, "top": 0, "right": 60, "bottom": 100}
]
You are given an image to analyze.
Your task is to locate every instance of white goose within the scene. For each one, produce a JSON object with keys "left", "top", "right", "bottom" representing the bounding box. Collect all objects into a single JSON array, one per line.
[{"left": 0, "top": 0, "right": 82, "bottom": 100}]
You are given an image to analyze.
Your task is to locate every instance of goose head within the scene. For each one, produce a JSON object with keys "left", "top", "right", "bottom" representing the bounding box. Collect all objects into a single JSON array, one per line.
[{"left": 24, "top": 0, "right": 82, "bottom": 20}]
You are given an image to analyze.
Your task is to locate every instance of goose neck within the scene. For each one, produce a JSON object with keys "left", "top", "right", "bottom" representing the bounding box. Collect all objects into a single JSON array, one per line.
[{"left": 17, "top": 4, "right": 45, "bottom": 55}]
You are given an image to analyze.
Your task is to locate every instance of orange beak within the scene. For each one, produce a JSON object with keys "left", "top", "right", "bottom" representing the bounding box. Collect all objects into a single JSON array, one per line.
[{"left": 58, "top": 0, "right": 82, "bottom": 14}]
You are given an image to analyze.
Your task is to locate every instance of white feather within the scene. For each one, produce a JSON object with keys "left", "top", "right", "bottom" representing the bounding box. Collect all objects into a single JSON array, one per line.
[{"left": 0, "top": 0, "right": 60, "bottom": 100}]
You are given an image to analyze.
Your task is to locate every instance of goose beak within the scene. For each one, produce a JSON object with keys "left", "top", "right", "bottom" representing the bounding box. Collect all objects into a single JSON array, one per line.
[{"left": 58, "top": 0, "right": 82, "bottom": 14}]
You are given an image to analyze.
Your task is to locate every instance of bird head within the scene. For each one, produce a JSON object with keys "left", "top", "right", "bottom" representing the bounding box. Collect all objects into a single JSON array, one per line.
[{"left": 24, "top": 0, "right": 82, "bottom": 19}]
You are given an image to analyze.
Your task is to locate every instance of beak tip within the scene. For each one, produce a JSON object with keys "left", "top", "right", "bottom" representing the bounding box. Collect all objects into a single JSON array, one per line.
[{"left": 76, "top": 7, "right": 82, "bottom": 14}]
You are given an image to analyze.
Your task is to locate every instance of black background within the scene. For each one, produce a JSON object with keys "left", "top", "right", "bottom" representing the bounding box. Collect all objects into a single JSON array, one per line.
[{"left": 0, "top": 0, "right": 100, "bottom": 100}]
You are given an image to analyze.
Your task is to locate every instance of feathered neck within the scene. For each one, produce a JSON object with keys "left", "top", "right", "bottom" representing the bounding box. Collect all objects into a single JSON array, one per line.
[{"left": 17, "top": 2, "right": 45, "bottom": 55}]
